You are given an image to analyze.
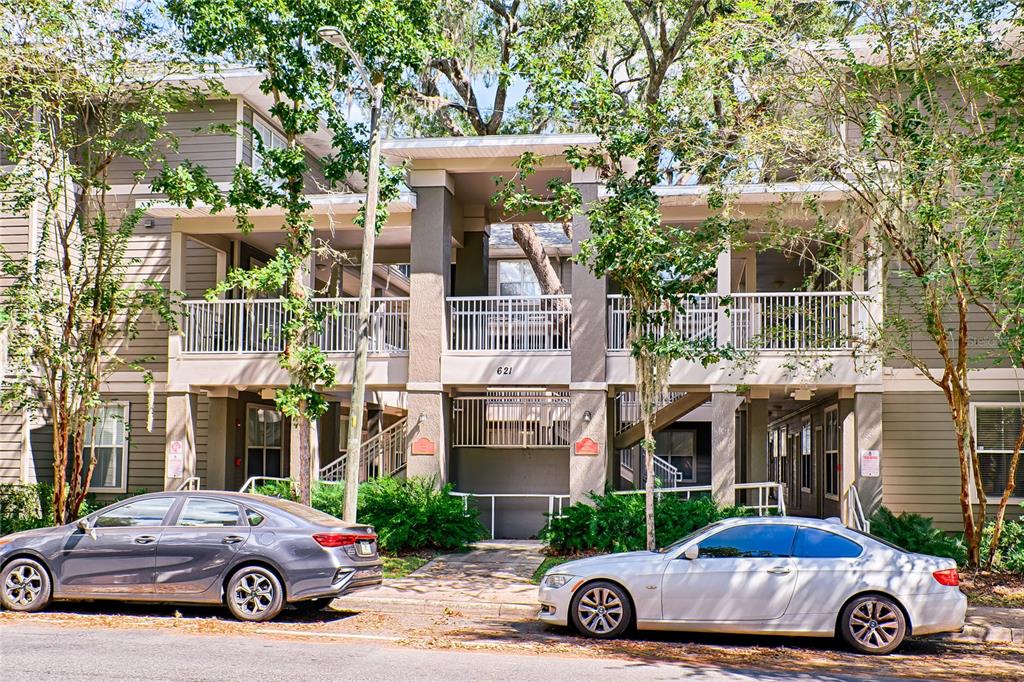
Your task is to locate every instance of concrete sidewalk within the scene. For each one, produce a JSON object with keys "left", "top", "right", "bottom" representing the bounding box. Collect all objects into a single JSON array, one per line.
[
  {"left": 334, "top": 540, "right": 545, "bottom": 619},
  {"left": 938, "top": 606, "right": 1024, "bottom": 644}
]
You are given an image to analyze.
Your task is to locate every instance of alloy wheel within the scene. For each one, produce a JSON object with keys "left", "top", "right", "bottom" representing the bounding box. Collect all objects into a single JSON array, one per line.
[
  {"left": 576, "top": 586, "right": 624, "bottom": 635},
  {"left": 231, "top": 572, "right": 275, "bottom": 617},
  {"left": 4, "top": 564, "right": 43, "bottom": 607},
  {"left": 848, "top": 599, "right": 901, "bottom": 651}
]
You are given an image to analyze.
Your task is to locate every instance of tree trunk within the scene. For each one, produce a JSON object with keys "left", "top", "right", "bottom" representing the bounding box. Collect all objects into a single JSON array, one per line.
[
  {"left": 946, "top": 382, "right": 982, "bottom": 567},
  {"left": 511, "top": 223, "right": 564, "bottom": 296},
  {"left": 297, "top": 413, "right": 311, "bottom": 506},
  {"left": 343, "top": 85, "right": 384, "bottom": 523},
  {"left": 642, "top": 411, "right": 656, "bottom": 552}
]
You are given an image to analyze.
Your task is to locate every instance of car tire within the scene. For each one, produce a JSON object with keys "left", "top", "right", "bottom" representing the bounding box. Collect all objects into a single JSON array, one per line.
[
  {"left": 226, "top": 566, "right": 285, "bottom": 622},
  {"left": 293, "top": 597, "right": 334, "bottom": 614},
  {"left": 1, "top": 557, "right": 52, "bottom": 613},
  {"left": 839, "top": 594, "right": 907, "bottom": 655},
  {"left": 570, "top": 580, "right": 632, "bottom": 639}
]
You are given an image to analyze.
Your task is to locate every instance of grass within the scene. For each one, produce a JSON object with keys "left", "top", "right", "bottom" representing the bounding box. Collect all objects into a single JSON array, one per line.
[
  {"left": 380, "top": 552, "right": 436, "bottom": 579},
  {"left": 531, "top": 556, "right": 573, "bottom": 584}
]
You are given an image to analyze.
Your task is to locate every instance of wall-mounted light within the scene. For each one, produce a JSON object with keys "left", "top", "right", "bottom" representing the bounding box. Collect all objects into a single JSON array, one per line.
[
  {"left": 583, "top": 410, "right": 593, "bottom": 423},
  {"left": 143, "top": 218, "right": 155, "bottom": 229}
]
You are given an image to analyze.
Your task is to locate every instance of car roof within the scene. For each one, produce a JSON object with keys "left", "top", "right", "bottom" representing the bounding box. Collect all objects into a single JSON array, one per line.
[{"left": 714, "top": 515, "right": 860, "bottom": 533}]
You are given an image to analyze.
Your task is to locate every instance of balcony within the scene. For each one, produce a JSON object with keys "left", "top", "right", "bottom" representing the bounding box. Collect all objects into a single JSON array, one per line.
[
  {"left": 447, "top": 295, "right": 571, "bottom": 353},
  {"left": 451, "top": 393, "right": 571, "bottom": 448},
  {"left": 181, "top": 297, "right": 410, "bottom": 355}
]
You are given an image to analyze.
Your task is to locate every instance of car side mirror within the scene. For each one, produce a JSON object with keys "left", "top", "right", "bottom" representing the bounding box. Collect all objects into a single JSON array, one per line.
[
  {"left": 682, "top": 545, "right": 699, "bottom": 561},
  {"left": 77, "top": 518, "right": 97, "bottom": 541}
]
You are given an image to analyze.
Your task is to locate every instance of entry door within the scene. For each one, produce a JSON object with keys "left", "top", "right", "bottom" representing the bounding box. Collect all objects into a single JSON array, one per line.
[
  {"left": 155, "top": 497, "right": 251, "bottom": 595},
  {"left": 661, "top": 523, "right": 798, "bottom": 621},
  {"left": 59, "top": 497, "right": 176, "bottom": 596},
  {"left": 246, "top": 406, "right": 283, "bottom": 478}
]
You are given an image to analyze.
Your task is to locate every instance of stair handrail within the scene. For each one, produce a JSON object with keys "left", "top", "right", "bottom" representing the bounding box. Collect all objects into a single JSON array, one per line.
[{"left": 320, "top": 416, "right": 408, "bottom": 482}]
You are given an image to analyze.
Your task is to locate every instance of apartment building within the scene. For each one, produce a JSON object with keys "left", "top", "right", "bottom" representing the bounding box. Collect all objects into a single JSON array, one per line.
[{"left": 2, "top": 68, "right": 1021, "bottom": 538}]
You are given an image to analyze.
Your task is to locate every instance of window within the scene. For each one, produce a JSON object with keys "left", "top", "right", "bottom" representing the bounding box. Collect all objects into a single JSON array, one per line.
[
  {"left": 655, "top": 429, "right": 697, "bottom": 482},
  {"left": 793, "top": 527, "right": 862, "bottom": 559},
  {"left": 95, "top": 497, "right": 174, "bottom": 528},
  {"left": 81, "top": 403, "right": 129, "bottom": 492},
  {"left": 245, "top": 509, "right": 265, "bottom": 526},
  {"left": 251, "top": 117, "right": 286, "bottom": 173},
  {"left": 697, "top": 524, "right": 796, "bottom": 559},
  {"left": 974, "top": 404, "right": 1024, "bottom": 497},
  {"left": 824, "top": 406, "right": 840, "bottom": 499},
  {"left": 498, "top": 260, "right": 541, "bottom": 297},
  {"left": 246, "top": 406, "right": 283, "bottom": 478},
  {"left": 801, "top": 420, "right": 813, "bottom": 493},
  {"left": 178, "top": 498, "right": 242, "bottom": 527}
]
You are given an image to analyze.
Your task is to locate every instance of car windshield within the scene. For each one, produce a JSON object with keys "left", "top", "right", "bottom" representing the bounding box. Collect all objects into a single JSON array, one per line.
[
  {"left": 655, "top": 521, "right": 725, "bottom": 553},
  {"left": 254, "top": 496, "right": 347, "bottom": 526}
]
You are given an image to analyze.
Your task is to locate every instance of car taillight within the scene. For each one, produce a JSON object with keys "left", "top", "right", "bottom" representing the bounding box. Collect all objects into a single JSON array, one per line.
[
  {"left": 313, "top": 533, "right": 376, "bottom": 548},
  {"left": 932, "top": 568, "right": 960, "bottom": 586}
]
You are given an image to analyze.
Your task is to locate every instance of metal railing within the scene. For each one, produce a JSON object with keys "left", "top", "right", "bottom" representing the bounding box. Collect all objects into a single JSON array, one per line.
[
  {"left": 618, "top": 445, "right": 685, "bottom": 487},
  {"left": 615, "top": 482, "right": 786, "bottom": 516},
  {"left": 847, "top": 483, "right": 870, "bottom": 533},
  {"left": 181, "top": 297, "right": 409, "bottom": 354},
  {"left": 451, "top": 393, "right": 571, "bottom": 448},
  {"left": 607, "top": 294, "right": 718, "bottom": 352},
  {"left": 238, "top": 475, "right": 291, "bottom": 494},
  {"left": 448, "top": 295, "right": 571, "bottom": 352},
  {"left": 320, "top": 417, "right": 409, "bottom": 483},
  {"left": 614, "top": 390, "right": 686, "bottom": 434},
  {"left": 175, "top": 476, "right": 201, "bottom": 491},
  {"left": 449, "top": 491, "right": 571, "bottom": 540},
  {"left": 731, "top": 292, "right": 856, "bottom": 351}
]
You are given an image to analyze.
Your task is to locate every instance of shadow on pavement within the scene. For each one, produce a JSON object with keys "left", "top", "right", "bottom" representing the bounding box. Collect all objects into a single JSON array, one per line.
[{"left": 31, "top": 600, "right": 360, "bottom": 625}]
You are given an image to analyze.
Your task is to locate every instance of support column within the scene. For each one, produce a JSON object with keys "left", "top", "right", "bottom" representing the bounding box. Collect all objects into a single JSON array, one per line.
[
  {"left": 853, "top": 388, "right": 884, "bottom": 518},
  {"left": 167, "top": 231, "right": 186, "bottom": 371},
  {"left": 164, "top": 392, "right": 198, "bottom": 490},
  {"left": 711, "top": 388, "right": 742, "bottom": 507},
  {"left": 839, "top": 391, "right": 856, "bottom": 525},
  {"left": 406, "top": 170, "right": 453, "bottom": 483},
  {"left": 746, "top": 393, "right": 769, "bottom": 483},
  {"left": 569, "top": 169, "right": 608, "bottom": 501}
]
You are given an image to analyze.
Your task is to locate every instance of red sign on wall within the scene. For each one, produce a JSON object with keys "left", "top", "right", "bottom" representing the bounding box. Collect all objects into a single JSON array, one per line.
[
  {"left": 574, "top": 437, "right": 600, "bottom": 456},
  {"left": 411, "top": 437, "right": 436, "bottom": 456}
]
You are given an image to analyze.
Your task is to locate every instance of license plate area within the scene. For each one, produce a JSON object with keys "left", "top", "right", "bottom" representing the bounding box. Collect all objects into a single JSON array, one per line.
[{"left": 355, "top": 540, "right": 374, "bottom": 557}]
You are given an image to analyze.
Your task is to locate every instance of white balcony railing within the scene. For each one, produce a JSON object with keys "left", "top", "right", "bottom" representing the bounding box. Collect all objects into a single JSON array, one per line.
[
  {"left": 607, "top": 294, "right": 718, "bottom": 352},
  {"left": 448, "top": 295, "right": 571, "bottom": 352},
  {"left": 181, "top": 297, "right": 409, "bottom": 354},
  {"left": 451, "top": 393, "right": 570, "bottom": 448},
  {"left": 608, "top": 291, "right": 864, "bottom": 353}
]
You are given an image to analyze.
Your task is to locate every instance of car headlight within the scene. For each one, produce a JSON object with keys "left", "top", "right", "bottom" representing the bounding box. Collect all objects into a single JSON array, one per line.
[{"left": 542, "top": 573, "right": 575, "bottom": 589}]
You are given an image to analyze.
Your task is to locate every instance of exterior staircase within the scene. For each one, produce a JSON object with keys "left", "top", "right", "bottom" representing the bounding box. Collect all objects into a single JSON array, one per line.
[
  {"left": 618, "top": 443, "right": 684, "bottom": 488},
  {"left": 320, "top": 417, "right": 408, "bottom": 483}
]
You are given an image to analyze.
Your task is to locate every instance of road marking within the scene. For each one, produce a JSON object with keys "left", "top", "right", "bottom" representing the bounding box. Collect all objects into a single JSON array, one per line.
[{"left": 258, "top": 629, "right": 403, "bottom": 641}]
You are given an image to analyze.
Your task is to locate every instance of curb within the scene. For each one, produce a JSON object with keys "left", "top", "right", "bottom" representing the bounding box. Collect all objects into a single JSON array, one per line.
[
  {"left": 333, "top": 596, "right": 538, "bottom": 620},
  {"left": 936, "top": 624, "right": 1024, "bottom": 645}
]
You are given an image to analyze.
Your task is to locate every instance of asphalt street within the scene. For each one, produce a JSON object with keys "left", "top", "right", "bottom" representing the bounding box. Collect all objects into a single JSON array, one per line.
[{"left": 2, "top": 624, "right": 891, "bottom": 682}]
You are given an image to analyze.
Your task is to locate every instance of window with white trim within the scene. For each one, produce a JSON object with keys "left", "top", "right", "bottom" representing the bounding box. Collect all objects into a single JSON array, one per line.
[
  {"left": 497, "top": 260, "right": 541, "bottom": 297},
  {"left": 82, "top": 403, "right": 129, "bottom": 492},
  {"left": 800, "top": 419, "right": 813, "bottom": 493},
  {"left": 251, "top": 117, "right": 286, "bottom": 173},
  {"left": 974, "top": 404, "right": 1024, "bottom": 497},
  {"left": 824, "top": 405, "right": 840, "bottom": 499}
]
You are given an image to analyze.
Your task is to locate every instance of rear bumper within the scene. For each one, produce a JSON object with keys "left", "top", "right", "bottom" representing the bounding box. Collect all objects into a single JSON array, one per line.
[
  {"left": 291, "top": 564, "right": 383, "bottom": 602},
  {"left": 906, "top": 588, "right": 968, "bottom": 636}
]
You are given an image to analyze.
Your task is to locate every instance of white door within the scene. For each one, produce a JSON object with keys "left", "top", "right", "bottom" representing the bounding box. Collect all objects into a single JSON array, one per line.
[
  {"left": 786, "top": 526, "right": 864, "bottom": 617},
  {"left": 661, "top": 523, "right": 798, "bottom": 621}
]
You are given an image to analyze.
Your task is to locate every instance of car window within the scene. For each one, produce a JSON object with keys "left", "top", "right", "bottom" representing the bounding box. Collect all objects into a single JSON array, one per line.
[
  {"left": 245, "top": 509, "right": 265, "bottom": 526},
  {"left": 793, "top": 527, "right": 863, "bottom": 559},
  {"left": 698, "top": 524, "right": 796, "bottom": 559},
  {"left": 254, "top": 495, "right": 345, "bottom": 526},
  {"left": 658, "top": 521, "right": 727, "bottom": 554},
  {"left": 177, "top": 498, "right": 242, "bottom": 527},
  {"left": 95, "top": 497, "right": 175, "bottom": 528}
]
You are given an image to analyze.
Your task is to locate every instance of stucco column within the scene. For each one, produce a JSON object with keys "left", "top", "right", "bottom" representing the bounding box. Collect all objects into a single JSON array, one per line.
[
  {"left": 746, "top": 394, "right": 769, "bottom": 484},
  {"left": 164, "top": 392, "right": 198, "bottom": 490},
  {"left": 568, "top": 169, "right": 608, "bottom": 502},
  {"left": 405, "top": 170, "right": 453, "bottom": 483},
  {"left": 711, "top": 388, "right": 742, "bottom": 507},
  {"left": 853, "top": 388, "right": 884, "bottom": 518},
  {"left": 839, "top": 393, "right": 856, "bottom": 525}
]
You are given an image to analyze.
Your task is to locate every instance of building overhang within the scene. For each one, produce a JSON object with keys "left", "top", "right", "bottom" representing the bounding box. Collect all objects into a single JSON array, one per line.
[{"left": 143, "top": 191, "right": 417, "bottom": 219}]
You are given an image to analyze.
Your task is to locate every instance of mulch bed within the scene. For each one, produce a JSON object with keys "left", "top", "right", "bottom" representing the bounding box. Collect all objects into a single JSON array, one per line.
[{"left": 960, "top": 571, "right": 1024, "bottom": 608}]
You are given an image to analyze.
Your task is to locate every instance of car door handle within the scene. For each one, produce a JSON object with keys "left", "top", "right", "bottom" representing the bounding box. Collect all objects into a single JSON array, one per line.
[
  {"left": 767, "top": 566, "right": 792, "bottom": 575},
  {"left": 222, "top": 535, "right": 245, "bottom": 545},
  {"left": 133, "top": 535, "right": 157, "bottom": 545}
]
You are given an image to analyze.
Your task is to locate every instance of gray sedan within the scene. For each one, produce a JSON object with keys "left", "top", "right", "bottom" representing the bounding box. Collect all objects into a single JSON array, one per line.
[{"left": 0, "top": 491, "right": 382, "bottom": 622}]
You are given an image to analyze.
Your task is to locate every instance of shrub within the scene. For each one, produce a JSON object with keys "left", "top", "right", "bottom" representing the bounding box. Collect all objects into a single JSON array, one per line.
[
  {"left": 982, "top": 516, "right": 1024, "bottom": 574},
  {"left": 539, "top": 490, "right": 753, "bottom": 554},
  {"left": 252, "top": 476, "right": 486, "bottom": 553},
  {"left": 358, "top": 476, "right": 485, "bottom": 552},
  {"left": 0, "top": 483, "right": 47, "bottom": 534},
  {"left": 869, "top": 507, "right": 967, "bottom": 565}
]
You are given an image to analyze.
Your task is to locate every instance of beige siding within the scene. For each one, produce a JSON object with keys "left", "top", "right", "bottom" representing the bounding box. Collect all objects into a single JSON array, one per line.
[
  {"left": 882, "top": 391, "right": 1023, "bottom": 531},
  {"left": 0, "top": 410, "right": 23, "bottom": 483},
  {"left": 0, "top": 209, "right": 31, "bottom": 291},
  {"left": 106, "top": 99, "right": 239, "bottom": 186},
  {"left": 184, "top": 238, "right": 219, "bottom": 298}
]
